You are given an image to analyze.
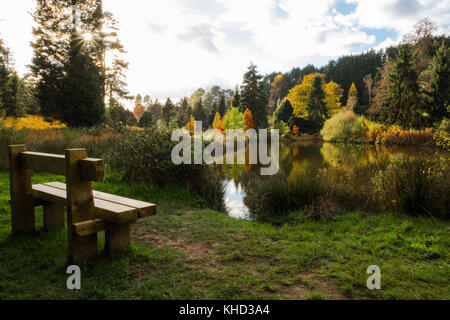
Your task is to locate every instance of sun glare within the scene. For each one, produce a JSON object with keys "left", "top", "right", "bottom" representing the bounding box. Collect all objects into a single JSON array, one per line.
[{"left": 83, "top": 32, "right": 93, "bottom": 42}]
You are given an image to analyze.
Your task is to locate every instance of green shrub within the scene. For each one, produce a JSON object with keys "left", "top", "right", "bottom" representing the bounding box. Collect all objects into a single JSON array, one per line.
[{"left": 321, "top": 110, "right": 358, "bottom": 142}]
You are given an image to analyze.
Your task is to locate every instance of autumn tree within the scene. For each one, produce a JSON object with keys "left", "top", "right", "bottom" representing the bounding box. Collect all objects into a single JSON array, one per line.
[
  {"left": 189, "top": 88, "right": 205, "bottom": 109},
  {"left": 133, "top": 103, "right": 145, "bottom": 120},
  {"left": 346, "top": 83, "right": 358, "bottom": 110},
  {"left": 323, "top": 81, "right": 343, "bottom": 116},
  {"left": 268, "top": 74, "right": 285, "bottom": 113},
  {"left": 288, "top": 73, "right": 342, "bottom": 120},
  {"left": 185, "top": 115, "right": 195, "bottom": 132},
  {"left": 244, "top": 108, "right": 255, "bottom": 131},
  {"left": 212, "top": 112, "right": 221, "bottom": 129}
]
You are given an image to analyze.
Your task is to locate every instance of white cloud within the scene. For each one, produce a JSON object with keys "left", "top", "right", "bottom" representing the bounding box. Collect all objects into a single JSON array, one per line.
[{"left": 1, "top": 0, "right": 449, "bottom": 107}]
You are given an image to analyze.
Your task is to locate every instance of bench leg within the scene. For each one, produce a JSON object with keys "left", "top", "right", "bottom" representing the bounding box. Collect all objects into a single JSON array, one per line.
[
  {"left": 68, "top": 231, "right": 98, "bottom": 264},
  {"left": 9, "top": 145, "right": 35, "bottom": 235},
  {"left": 105, "top": 224, "right": 130, "bottom": 254},
  {"left": 43, "top": 203, "right": 65, "bottom": 231}
]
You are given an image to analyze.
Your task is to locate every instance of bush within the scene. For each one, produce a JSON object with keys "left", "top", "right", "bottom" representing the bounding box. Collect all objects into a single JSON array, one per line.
[
  {"left": 434, "top": 118, "right": 450, "bottom": 150},
  {"left": 0, "top": 120, "right": 27, "bottom": 170},
  {"left": 321, "top": 110, "right": 358, "bottom": 142},
  {"left": 109, "top": 127, "right": 224, "bottom": 210},
  {"left": 372, "top": 154, "right": 449, "bottom": 218},
  {"left": 244, "top": 171, "right": 327, "bottom": 221}
]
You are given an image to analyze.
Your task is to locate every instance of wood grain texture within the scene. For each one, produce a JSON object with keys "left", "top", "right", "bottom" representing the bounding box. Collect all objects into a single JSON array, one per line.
[
  {"left": 65, "top": 149, "right": 97, "bottom": 263},
  {"left": 44, "top": 182, "right": 155, "bottom": 218},
  {"left": 9, "top": 145, "right": 35, "bottom": 234}
]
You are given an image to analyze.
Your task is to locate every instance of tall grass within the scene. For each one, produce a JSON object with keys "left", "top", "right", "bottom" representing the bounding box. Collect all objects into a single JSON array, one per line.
[
  {"left": 373, "top": 155, "right": 449, "bottom": 218},
  {"left": 245, "top": 154, "right": 449, "bottom": 221}
]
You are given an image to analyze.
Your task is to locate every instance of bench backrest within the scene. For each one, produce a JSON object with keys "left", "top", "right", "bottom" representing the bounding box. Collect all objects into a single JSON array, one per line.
[{"left": 8, "top": 145, "right": 105, "bottom": 232}]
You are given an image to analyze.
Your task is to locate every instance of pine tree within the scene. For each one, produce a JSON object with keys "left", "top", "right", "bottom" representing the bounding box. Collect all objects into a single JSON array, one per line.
[
  {"left": 207, "top": 102, "right": 218, "bottom": 127},
  {"left": 30, "top": 0, "right": 128, "bottom": 123},
  {"left": 193, "top": 98, "right": 206, "bottom": 125},
  {"left": 59, "top": 31, "right": 105, "bottom": 127},
  {"left": 162, "top": 97, "right": 175, "bottom": 126},
  {"left": 218, "top": 94, "right": 226, "bottom": 117},
  {"left": 273, "top": 99, "right": 293, "bottom": 123},
  {"left": 306, "top": 75, "right": 327, "bottom": 127},
  {"left": 428, "top": 41, "right": 449, "bottom": 123},
  {"left": 4, "top": 72, "right": 24, "bottom": 118},
  {"left": 230, "top": 88, "right": 240, "bottom": 109},
  {"left": 240, "top": 64, "right": 268, "bottom": 128},
  {"left": 138, "top": 110, "right": 155, "bottom": 128},
  {"left": 384, "top": 44, "right": 421, "bottom": 128}
]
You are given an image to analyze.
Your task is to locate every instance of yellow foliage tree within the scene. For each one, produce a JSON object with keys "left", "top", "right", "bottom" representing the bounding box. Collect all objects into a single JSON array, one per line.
[
  {"left": 323, "top": 81, "right": 344, "bottom": 116},
  {"left": 287, "top": 73, "right": 326, "bottom": 117},
  {"left": 346, "top": 82, "right": 358, "bottom": 109},
  {"left": 185, "top": 115, "right": 195, "bottom": 132},
  {"left": 243, "top": 108, "right": 255, "bottom": 131},
  {"left": 287, "top": 73, "right": 343, "bottom": 118},
  {"left": 268, "top": 74, "right": 285, "bottom": 109}
]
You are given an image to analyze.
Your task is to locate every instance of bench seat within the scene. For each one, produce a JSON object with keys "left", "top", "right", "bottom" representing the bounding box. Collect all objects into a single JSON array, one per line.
[{"left": 32, "top": 182, "right": 156, "bottom": 224}]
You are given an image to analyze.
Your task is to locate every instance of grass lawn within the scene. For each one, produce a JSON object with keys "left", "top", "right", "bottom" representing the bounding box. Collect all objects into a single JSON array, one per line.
[{"left": 0, "top": 171, "right": 448, "bottom": 300}]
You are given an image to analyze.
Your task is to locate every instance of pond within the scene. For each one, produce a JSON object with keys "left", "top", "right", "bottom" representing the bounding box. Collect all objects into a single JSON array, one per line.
[{"left": 222, "top": 140, "right": 448, "bottom": 220}]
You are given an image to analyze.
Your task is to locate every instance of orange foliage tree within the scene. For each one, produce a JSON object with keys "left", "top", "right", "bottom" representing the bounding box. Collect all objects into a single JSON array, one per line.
[
  {"left": 218, "top": 115, "right": 226, "bottom": 133},
  {"left": 292, "top": 125, "right": 300, "bottom": 135},
  {"left": 244, "top": 108, "right": 255, "bottom": 131},
  {"left": 133, "top": 104, "right": 146, "bottom": 120}
]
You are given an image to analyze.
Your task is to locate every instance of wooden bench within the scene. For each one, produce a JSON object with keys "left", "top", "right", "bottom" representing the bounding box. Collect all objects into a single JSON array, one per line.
[{"left": 8, "top": 145, "right": 156, "bottom": 263}]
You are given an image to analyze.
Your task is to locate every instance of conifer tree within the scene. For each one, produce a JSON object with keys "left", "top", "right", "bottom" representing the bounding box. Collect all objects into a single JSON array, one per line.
[
  {"left": 240, "top": 64, "right": 268, "bottom": 128},
  {"left": 218, "top": 94, "right": 227, "bottom": 117},
  {"left": 306, "top": 75, "right": 327, "bottom": 126},
  {"left": 428, "top": 41, "right": 449, "bottom": 123},
  {"left": 383, "top": 44, "right": 421, "bottom": 128},
  {"left": 193, "top": 98, "right": 207, "bottom": 125}
]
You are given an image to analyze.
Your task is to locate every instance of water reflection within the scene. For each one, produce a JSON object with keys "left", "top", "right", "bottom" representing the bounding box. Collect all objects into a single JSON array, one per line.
[
  {"left": 223, "top": 181, "right": 251, "bottom": 220},
  {"left": 222, "top": 141, "right": 448, "bottom": 220}
]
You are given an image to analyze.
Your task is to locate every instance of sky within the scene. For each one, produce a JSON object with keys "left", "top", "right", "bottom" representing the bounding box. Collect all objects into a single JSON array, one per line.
[{"left": 1, "top": 0, "right": 450, "bottom": 108}]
